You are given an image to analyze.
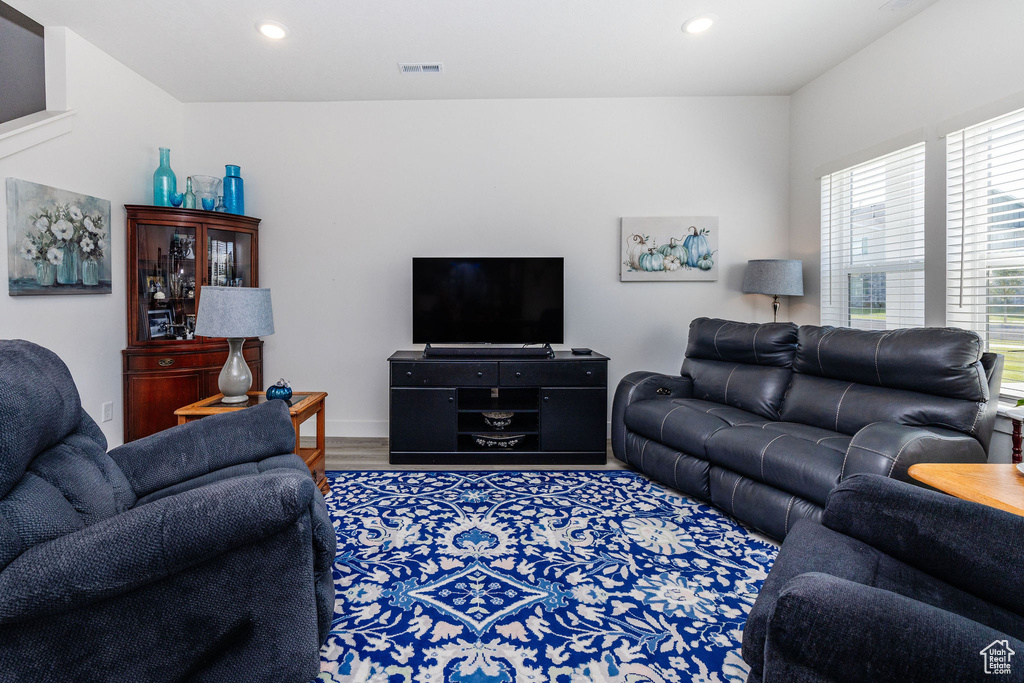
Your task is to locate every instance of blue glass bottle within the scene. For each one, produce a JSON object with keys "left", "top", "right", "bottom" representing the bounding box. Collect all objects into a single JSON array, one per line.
[
  {"left": 223, "top": 164, "right": 244, "bottom": 215},
  {"left": 153, "top": 147, "right": 177, "bottom": 207}
]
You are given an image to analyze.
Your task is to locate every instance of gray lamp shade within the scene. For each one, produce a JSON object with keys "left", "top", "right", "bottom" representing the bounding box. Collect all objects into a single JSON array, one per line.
[
  {"left": 193, "top": 286, "right": 275, "bottom": 338},
  {"left": 742, "top": 260, "right": 804, "bottom": 297}
]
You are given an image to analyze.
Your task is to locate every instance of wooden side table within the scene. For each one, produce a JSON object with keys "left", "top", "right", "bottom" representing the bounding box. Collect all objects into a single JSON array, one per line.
[
  {"left": 908, "top": 463, "right": 1024, "bottom": 517},
  {"left": 175, "top": 391, "right": 330, "bottom": 495}
]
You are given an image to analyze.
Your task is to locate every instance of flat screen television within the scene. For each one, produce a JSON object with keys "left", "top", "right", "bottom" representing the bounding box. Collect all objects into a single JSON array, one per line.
[{"left": 412, "top": 257, "right": 564, "bottom": 344}]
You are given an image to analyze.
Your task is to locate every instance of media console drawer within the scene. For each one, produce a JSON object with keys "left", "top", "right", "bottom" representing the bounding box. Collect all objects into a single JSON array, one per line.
[
  {"left": 500, "top": 360, "right": 606, "bottom": 387},
  {"left": 391, "top": 361, "right": 498, "bottom": 386}
]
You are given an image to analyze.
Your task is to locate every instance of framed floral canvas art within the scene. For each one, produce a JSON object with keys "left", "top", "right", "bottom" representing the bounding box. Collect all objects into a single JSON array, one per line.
[
  {"left": 6, "top": 178, "right": 112, "bottom": 296},
  {"left": 620, "top": 216, "right": 719, "bottom": 282}
]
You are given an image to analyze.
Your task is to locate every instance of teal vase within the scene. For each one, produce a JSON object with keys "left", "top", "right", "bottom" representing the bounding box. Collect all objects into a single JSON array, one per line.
[
  {"left": 36, "top": 262, "right": 55, "bottom": 286},
  {"left": 153, "top": 147, "right": 177, "bottom": 207},
  {"left": 82, "top": 258, "right": 99, "bottom": 286},
  {"left": 57, "top": 245, "right": 77, "bottom": 285},
  {"left": 223, "top": 165, "right": 244, "bottom": 215}
]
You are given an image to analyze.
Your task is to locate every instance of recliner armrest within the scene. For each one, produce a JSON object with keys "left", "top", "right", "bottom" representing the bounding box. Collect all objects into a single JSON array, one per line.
[
  {"left": 0, "top": 469, "right": 316, "bottom": 624},
  {"left": 108, "top": 399, "right": 297, "bottom": 497},
  {"left": 762, "top": 572, "right": 1022, "bottom": 682},
  {"left": 823, "top": 474, "right": 1024, "bottom": 618},
  {"left": 840, "top": 422, "right": 985, "bottom": 483},
  {"left": 611, "top": 372, "right": 693, "bottom": 461}
]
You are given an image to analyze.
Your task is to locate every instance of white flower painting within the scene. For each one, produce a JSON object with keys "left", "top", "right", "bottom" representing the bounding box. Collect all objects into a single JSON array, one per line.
[
  {"left": 7, "top": 178, "right": 112, "bottom": 295},
  {"left": 621, "top": 216, "right": 719, "bottom": 282}
]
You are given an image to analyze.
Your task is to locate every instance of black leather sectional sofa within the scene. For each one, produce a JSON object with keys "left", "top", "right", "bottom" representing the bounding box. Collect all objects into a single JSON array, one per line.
[{"left": 611, "top": 318, "right": 1003, "bottom": 540}]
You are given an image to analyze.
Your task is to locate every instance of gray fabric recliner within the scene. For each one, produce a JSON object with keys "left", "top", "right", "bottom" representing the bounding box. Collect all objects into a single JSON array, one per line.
[
  {"left": 0, "top": 339, "right": 335, "bottom": 682},
  {"left": 612, "top": 318, "right": 1003, "bottom": 540}
]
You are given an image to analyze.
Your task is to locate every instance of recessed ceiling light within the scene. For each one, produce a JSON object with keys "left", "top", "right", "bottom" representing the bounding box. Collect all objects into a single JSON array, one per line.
[
  {"left": 256, "top": 20, "right": 288, "bottom": 40},
  {"left": 682, "top": 14, "right": 717, "bottom": 35}
]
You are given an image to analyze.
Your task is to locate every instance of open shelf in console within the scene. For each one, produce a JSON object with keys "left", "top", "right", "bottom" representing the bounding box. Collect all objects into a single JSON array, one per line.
[{"left": 457, "top": 387, "right": 538, "bottom": 413}]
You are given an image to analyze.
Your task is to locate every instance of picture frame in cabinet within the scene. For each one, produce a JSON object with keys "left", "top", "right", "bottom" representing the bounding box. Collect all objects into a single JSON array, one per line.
[{"left": 147, "top": 309, "right": 173, "bottom": 340}]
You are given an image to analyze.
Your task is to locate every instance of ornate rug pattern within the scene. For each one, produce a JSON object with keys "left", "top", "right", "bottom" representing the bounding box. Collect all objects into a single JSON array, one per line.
[{"left": 317, "top": 471, "right": 777, "bottom": 683}]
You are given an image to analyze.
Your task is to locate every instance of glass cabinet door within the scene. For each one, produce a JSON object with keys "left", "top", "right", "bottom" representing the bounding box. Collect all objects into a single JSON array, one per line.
[
  {"left": 207, "top": 229, "right": 253, "bottom": 287},
  {"left": 136, "top": 223, "right": 198, "bottom": 342}
]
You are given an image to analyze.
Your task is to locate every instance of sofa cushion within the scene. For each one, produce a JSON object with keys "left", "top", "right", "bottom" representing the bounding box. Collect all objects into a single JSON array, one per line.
[
  {"left": 682, "top": 318, "right": 798, "bottom": 420},
  {"left": 135, "top": 453, "right": 310, "bottom": 507},
  {"left": 706, "top": 424, "right": 847, "bottom": 507},
  {"left": 683, "top": 358, "right": 794, "bottom": 421},
  {"left": 780, "top": 374, "right": 986, "bottom": 437},
  {"left": 624, "top": 398, "right": 768, "bottom": 458},
  {"left": 794, "top": 325, "right": 987, "bottom": 402},
  {"left": 685, "top": 318, "right": 798, "bottom": 367}
]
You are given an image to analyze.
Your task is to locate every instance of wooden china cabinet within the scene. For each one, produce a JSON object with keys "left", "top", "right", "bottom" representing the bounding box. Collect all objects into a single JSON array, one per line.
[{"left": 122, "top": 205, "right": 263, "bottom": 442}]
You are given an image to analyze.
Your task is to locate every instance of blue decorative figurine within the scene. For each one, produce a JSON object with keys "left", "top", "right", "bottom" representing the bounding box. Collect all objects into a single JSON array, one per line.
[{"left": 266, "top": 378, "right": 292, "bottom": 401}]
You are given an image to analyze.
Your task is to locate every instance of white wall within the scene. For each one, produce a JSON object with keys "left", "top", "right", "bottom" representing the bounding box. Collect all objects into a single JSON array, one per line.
[
  {"left": 788, "top": 0, "right": 1024, "bottom": 460},
  {"left": 0, "top": 28, "right": 183, "bottom": 446},
  {"left": 185, "top": 97, "right": 791, "bottom": 436}
]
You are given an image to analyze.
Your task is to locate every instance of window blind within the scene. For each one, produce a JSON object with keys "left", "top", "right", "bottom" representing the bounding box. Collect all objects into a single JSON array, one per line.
[
  {"left": 821, "top": 143, "right": 926, "bottom": 330},
  {"left": 947, "top": 106, "right": 1024, "bottom": 398}
]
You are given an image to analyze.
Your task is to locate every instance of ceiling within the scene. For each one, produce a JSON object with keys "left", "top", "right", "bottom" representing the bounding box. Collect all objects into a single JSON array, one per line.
[{"left": 9, "top": 0, "right": 939, "bottom": 103}]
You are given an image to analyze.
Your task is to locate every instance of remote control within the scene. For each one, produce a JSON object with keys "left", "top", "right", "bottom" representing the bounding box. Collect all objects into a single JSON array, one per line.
[{"left": 571, "top": 347, "right": 593, "bottom": 355}]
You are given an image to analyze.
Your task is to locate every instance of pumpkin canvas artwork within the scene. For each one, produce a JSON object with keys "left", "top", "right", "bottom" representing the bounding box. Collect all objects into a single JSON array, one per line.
[{"left": 620, "top": 216, "right": 719, "bottom": 282}]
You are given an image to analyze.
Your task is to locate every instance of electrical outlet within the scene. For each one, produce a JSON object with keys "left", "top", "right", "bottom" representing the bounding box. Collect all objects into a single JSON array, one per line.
[{"left": 101, "top": 401, "right": 113, "bottom": 423}]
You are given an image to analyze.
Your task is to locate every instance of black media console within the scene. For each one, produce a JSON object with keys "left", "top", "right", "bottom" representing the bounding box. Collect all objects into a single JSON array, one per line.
[{"left": 388, "top": 350, "right": 609, "bottom": 465}]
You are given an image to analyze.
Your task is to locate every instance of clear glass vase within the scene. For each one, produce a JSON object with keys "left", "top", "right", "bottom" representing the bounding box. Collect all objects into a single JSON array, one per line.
[
  {"left": 82, "top": 258, "right": 99, "bottom": 286},
  {"left": 153, "top": 147, "right": 177, "bottom": 207},
  {"left": 36, "top": 262, "right": 55, "bottom": 286},
  {"left": 57, "top": 244, "right": 77, "bottom": 285}
]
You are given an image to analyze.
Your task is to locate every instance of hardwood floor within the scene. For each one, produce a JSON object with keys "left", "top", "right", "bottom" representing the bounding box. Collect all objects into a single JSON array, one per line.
[{"left": 322, "top": 437, "right": 629, "bottom": 472}]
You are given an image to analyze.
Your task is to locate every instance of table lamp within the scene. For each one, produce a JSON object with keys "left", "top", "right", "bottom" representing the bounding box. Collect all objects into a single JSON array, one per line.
[
  {"left": 742, "top": 259, "right": 804, "bottom": 323},
  {"left": 194, "top": 286, "right": 274, "bottom": 403}
]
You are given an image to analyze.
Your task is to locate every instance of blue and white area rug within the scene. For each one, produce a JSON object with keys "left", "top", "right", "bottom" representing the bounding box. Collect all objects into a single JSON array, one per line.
[{"left": 318, "top": 471, "right": 777, "bottom": 683}]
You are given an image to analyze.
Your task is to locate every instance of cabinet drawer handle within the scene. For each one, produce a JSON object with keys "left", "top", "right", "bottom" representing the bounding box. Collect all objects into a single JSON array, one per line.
[
  {"left": 477, "top": 371, "right": 483, "bottom": 377},
  {"left": 406, "top": 371, "right": 413, "bottom": 377},
  {"left": 449, "top": 396, "right": 454, "bottom": 402},
  {"left": 585, "top": 370, "right": 593, "bottom": 377},
  {"left": 158, "top": 358, "right": 174, "bottom": 367},
  {"left": 515, "top": 371, "right": 522, "bottom": 378},
  {"left": 543, "top": 396, "right": 549, "bottom": 402}
]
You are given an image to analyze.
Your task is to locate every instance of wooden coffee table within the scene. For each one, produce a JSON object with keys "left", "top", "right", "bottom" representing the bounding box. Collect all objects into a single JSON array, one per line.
[
  {"left": 175, "top": 391, "right": 330, "bottom": 495},
  {"left": 908, "top": 463, "right": 1024, "bottom": 516}
]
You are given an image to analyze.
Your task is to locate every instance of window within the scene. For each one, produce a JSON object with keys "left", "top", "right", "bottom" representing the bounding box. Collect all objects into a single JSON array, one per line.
[
  {"left": 820, "top": 143, "right": 926, "bottom": 329},
  {"left": 0, "top": 1, "right": 45, "bottom": 125},
  {"left": 947, "top": 106, "right": 1024, "bottom": 398}
]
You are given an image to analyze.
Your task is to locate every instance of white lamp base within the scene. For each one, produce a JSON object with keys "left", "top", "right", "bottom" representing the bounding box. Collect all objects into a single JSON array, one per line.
[{"left": 219, "top": 337, "right": 252, "bottom": 403}]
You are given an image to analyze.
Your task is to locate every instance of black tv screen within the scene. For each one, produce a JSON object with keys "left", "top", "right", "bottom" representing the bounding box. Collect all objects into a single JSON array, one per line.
[{"left": 412, "top": 257, "right": 564, "bottom": 344}]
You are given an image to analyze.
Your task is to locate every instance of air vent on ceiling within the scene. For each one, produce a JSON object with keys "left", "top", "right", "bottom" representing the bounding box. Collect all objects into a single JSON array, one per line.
[
  {"left": 399, "top": 63, "right": 444, "bottom": 74},
  {"left": 879, "top": 0, "right": 918, "bottom": 10}
]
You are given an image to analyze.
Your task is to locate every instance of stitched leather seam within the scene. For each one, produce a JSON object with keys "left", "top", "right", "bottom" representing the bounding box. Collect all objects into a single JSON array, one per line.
[
  {"left": 784, "top": 496, "right": 796, "bottom": 534},
  {"left": 840, "top": 422, "right": 883, "bottom": 479},
  {"left": 848, "top": 444, "right": 898, "bottom": 461},
  {"left": 672, "top": 452, "right": 683, "bottom": 489},
  {"left": 887, "top": 435, "right": 936, "bottom": 478},
  {"left": 623, "top": 383, "right": 639, "bottom": 454},
  {"left": 969, "top": 402, "right": 984, "bottom": 434},
  {"left": 752, "top": 325, "right": 761, "bottom": 365},
  {"left": 659, "top": 406, "right": 685, "bottom": 441},
  {"left": 723, "top": 365, "right": 738, "bottom": 405},
  {"left": 760, "top": 435, "right": 787, "bottom": 480},
  {"left": 713, "top": 322, "right": 726, "bottom": 360},
  {"left": 640, "top": 438, "right": 649, "bottom": 471},
  {"left": 834, "top": 383, "right": 854, "bottom": 432},
  {"left": 816, "top": 436, "right": 846, "bottom": 444},
  {"left": 873, "top": 333, "right": 890, "bottom": 386},
  {"left": 730, "top": 476, "right": 741, "bottom": 513}
]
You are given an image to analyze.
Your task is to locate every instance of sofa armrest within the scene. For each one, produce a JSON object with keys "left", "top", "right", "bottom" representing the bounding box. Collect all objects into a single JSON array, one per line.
[
  {"left": 823, "top": 474, "right": 1024, "bottom": 617},
  {"left": 108, "top": 399, "right": 297, "bottom": 497},
  {"left": 611, "top": 371, "right": 693, "bottom": 461},
  {"left": 0, "top": 469, "right": 315, "bottom": 624},
  {"left": 762, "top": 572, "right": 1021, "bottom": 683},
  {"left": 840, "top": 422, "right": 985, "bottom": 484}
]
